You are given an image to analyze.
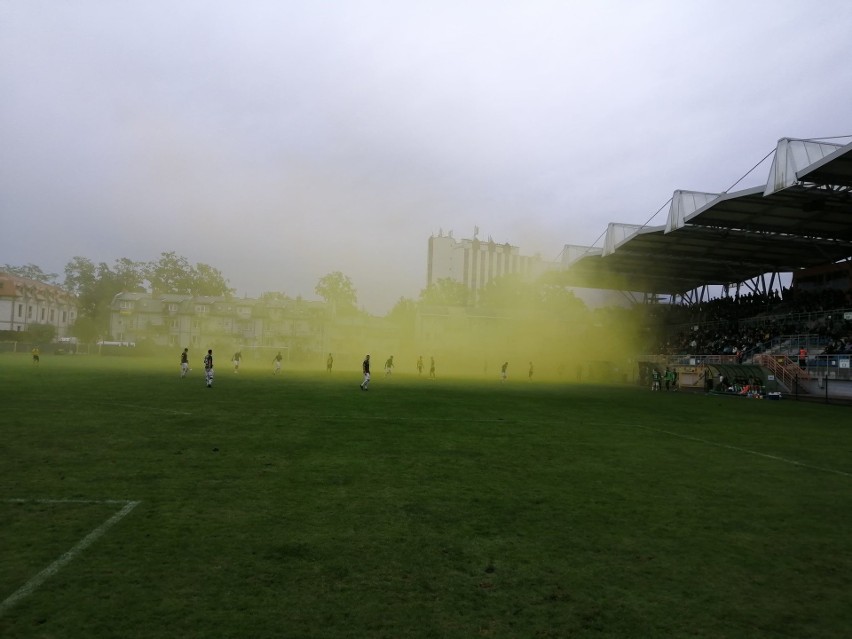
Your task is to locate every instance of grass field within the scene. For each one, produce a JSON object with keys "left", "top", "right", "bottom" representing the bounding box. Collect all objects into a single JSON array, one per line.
[{"left": 1, "top": 354, "right": 851, "bottom": 638}]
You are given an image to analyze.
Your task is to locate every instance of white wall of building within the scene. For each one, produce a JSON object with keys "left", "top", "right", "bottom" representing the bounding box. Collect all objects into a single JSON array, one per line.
[
  {"left": 427, "top": 232, "right": 552, "bottom": 298},
  {"left": 0, "top": 273, "right": 77, "bottom": 337}
]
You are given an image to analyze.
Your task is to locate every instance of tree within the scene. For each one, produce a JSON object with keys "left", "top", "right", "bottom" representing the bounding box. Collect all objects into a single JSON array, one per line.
[
  {"left": 64, "top": 256, "right": 145, "bottom": 335},
  {"left": 144, "top": 252, "right": 232, "bottom": 296},
  {"left": 3, "top": 263, "right": 58, "bottom": 284},
  {"left": 315, "top": 271, "right": 357, "bottom": 314},
  {"left": 64, "top": 256, "right": 102, "bottom": 323},
  {"left": 475, "top": 273, "right": 586, "bottom": 315},
  {"left": 532, "top": 271, "right": 587, "bottom": 315},
  {"left": 192, "top": 262, "right": 233, "bottom": 297},
  {"left": 28, "top": 323, "right": 56, "bottom": 343},
  {"left": 387, "top": 297, "right": 417, "bottom": 323},
  {"left": 419, "top": 278, "right": 469, "bottom": 306},
  {"left": 145, "top": 252, "right": 195, "bottom": 294},
  {"left": 70, "top": 316, "right": 100, "bottom": 343},
  {"left": 387, "top": 297, "right": 417, "bottom": 345},
  {"left": 476, "top": 274, "right": 533, "bottom": 310},
  {"left": 63, "top": 253, "right": 234, "bottom": 341},
  {"left": 66, "top": 255, "right": 144, "bottom": 300},
  {"left": 63, "top": 256, "right": 97, "bottom": 297},
  {"left": 536, "top": 282, "right": 585, "bottom": 316},
  {"left": 111, "top": 257, "right": 146, "bottom": 293}
]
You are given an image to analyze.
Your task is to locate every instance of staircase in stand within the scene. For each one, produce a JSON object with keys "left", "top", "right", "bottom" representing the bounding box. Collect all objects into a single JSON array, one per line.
[{"left": 754, "top": 354, "right": 812, "bottom": 393}]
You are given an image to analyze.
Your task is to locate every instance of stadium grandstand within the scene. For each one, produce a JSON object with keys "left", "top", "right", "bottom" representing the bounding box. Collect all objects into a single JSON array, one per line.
[{"left": 558, "top": 136, "right": 852, "bottom": 401}]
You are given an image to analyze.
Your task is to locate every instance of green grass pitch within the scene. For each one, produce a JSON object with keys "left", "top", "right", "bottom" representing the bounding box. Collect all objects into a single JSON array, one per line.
[{"left": 1, "top": 354, "right": 851, "bottom": 638}]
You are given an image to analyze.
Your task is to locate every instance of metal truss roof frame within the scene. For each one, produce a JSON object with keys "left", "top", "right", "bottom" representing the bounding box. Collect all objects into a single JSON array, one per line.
[{"left": 559, "top": 138, "right": 852, "bottom": 295}]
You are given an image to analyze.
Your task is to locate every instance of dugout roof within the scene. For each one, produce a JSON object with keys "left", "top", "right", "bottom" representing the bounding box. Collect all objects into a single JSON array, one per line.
[{"left": 560, "top": 138, "right": 852, "bottom": 295}]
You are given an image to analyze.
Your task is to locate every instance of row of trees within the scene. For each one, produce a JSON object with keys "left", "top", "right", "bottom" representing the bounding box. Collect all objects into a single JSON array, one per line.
[
  {"left": 4, "top": 254, "right": 231, "bottom": 297},
  {"left": 5, "top": 256, "right": 587, "bottom": 343},
  {"left": 5, "top": 254, "right": 232, "bottom": 341},
  {"left": 4, "top": 258, "right": 368, "bottom": 342}
]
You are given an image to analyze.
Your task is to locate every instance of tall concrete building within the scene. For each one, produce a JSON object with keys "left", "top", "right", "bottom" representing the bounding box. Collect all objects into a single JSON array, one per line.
[
  {"left": 427, "top": 231, "right": 634, "bottom": 308},
  {"left": 427, "top": 231, "right": 553, "bottom": 297}
]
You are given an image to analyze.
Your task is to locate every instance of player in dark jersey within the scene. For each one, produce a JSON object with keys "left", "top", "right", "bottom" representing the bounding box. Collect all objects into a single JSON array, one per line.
[
  {"left": 204, "top": 349, "right": 214, "bottom": 387},
  {"left": 180, "top": 348, "right": 189, "bottom": 378},
  {"left": 360, "top": 354, "right": 371, "bottom": 390}
]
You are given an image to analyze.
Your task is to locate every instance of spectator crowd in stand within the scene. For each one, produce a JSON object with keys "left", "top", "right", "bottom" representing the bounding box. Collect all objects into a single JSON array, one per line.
[{"left": 645, "top": 287, "right": 852, "bottom": 358}]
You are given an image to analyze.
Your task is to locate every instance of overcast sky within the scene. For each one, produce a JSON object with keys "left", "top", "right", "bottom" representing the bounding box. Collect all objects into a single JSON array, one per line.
[{"left": 2, "top": 1, "right": 851, "bottom": 313}]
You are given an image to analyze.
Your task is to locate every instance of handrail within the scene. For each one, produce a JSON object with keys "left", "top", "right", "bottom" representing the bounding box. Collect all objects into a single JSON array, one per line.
[{"left": 754, "top": 353, "right": 812, "bottom": 392}]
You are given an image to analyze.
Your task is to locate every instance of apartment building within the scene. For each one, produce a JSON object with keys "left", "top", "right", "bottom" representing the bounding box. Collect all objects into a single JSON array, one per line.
[{"left": 109, "top": 292, "right": 329, "bottom": 355}]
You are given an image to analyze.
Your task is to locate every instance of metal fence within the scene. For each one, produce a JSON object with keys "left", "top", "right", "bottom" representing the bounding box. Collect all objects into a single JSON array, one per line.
[
  {"left": 789, "top": 375, "right": 852, "bottom": 404},
  {"left": 0, "top": 341, "right": 92, "bottom": 355},
  {"left": 807, "top": 354, "right": 852, "bottom": 381}
]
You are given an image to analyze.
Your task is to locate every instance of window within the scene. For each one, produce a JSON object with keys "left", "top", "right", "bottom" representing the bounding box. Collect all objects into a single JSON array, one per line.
[
  {"left": 120, "top": 300, "right": 133, "bottom": 310},
  {"left": 62, "top": 311, "right": 67, "bottom": 323},
  {"left": 28, "top": 306, "right": 32, "bottom": 318},
  {"left": 170, "top": 319, "right": 178, "bottom": 329},
  {"left": 168, "top": 303, "right": 178, "bottom": 312},
  {"left": 195, "top": 305, "right": 208, "bottom": 314},
  {"left": 17, "top": 304, "right": 22, "bottom": 317},
  {"left": 40, "top": 308, "right": 45, "bottom": 320},
  {"left": 50, "top": 309, "right": 55, "bottom": 322}
]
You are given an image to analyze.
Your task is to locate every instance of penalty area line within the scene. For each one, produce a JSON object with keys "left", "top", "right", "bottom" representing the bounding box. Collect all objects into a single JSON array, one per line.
[
  {"left": 0, "top": 499, "right": 140, "bottom": 617},
  {"left": 633, "top": 425, "right": 852, "bottom": 478}
]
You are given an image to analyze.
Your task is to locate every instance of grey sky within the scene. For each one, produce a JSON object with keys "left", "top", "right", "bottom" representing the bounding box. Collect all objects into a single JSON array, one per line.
[{"left": 2, "top": 0, "right": 851, "bottom": 313}]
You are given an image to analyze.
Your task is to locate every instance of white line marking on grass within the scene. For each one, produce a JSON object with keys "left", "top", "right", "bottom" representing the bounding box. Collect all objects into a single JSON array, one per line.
[
  {"left": 634, "top": 425, "right": 852, "bottom": 477},
  {"left": 98, "top": 402, "right": 192, "bottom": 416},
  {"left": 0, "top": 499, "right": 140, "bottom": 617},
  {"left": 322, "top": 416, "right": 516, "bottom": 423},
  {"left": 3, "top": 498, "right": 133, "bottom": 504}
]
